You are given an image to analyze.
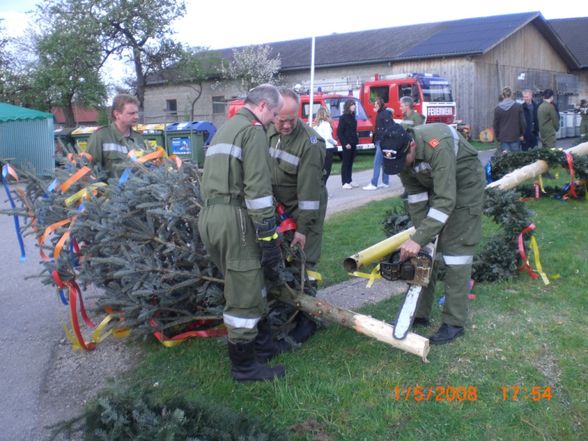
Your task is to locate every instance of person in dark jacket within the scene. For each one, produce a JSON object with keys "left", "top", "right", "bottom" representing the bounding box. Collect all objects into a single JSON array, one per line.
[
  {"left": 336, "top": 99, "right": 359, "bottom": 189},
  {"left": 363, "top": 97, "right": 392, "bottom": 190},
  {"left": 521, "top": 89, "right": 539, "bottom": 151},
  {"left": 493, "top": 87, "right": 526, "bottom": 153}
]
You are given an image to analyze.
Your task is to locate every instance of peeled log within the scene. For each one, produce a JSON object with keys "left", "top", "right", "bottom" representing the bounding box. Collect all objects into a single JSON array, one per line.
[
  {"left": 277, "top": 287, "right": 430, "bottom": 362},
  {"left": 486, "top": 142, "right": 588, "bottom": 191}
]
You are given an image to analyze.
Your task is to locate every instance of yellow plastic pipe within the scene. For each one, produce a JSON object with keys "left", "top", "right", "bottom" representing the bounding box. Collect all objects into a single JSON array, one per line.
[{"left": 343, "top": 227, "right": 415, "bottom": 272}]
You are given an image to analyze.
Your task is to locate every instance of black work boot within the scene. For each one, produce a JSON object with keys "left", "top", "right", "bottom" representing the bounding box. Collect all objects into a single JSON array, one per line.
[
  {"left": 288, "top": 313, "right": 318, "bottom": 344},
  {"left": 429, "top": 323, "right": 464, "bottom": 345},
  {"left": 227, "top": 341, "right": 285, "bottom": 383},
  {"left": 255, "top": 318, "right": 290, "bottom": 362},
  {"left": 412, "top": 317, "right": 431, "bottom": 327}
]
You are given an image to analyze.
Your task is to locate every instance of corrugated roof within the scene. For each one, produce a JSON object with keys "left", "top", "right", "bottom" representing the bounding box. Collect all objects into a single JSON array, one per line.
[
  {"left": 549, "top": 17, "right": 588, "bottom": 68},
  {"left": 147, "top": 12, "right": 580, "bottom": 86},
  {"left": 396, "top": 13, "right": 538, "bottom": 60},
  {"left": 210, "top": 12, "right": 577, "bottom": 70},
  {"left": 0, "top": 102, "right": 53, "bottom": 123}
]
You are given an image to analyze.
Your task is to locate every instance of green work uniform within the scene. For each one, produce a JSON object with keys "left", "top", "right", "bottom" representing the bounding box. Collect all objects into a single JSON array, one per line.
[
  {"left": 579, "top": 106, "right": 588, "bottom": 141},
  {"left": 537, "top": 101, "right": 560, "bottom": 148},
  {"left": 267, "top": 120, "right": 327, "bottom": 267},
  {"left": 402, "top": 110, "right": 425, "bottom": 129},
  {"left": 198, "top": 108, "right": 275, "bottom": 344},
  {"left": 86, "top": 123, "right": 146, "bottom": 178},
  {"left": 400, "top": 123, "right": 485, "bottom": 327}
]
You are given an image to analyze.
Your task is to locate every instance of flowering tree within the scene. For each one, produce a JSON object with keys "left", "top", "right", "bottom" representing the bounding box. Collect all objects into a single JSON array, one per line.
[{"left": 228, "top": 45, "right": 281, "bottom": 92}]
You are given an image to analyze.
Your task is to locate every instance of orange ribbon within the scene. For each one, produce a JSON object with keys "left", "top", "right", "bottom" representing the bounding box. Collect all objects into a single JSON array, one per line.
[{"left": 59, "top": 166, "right": 91, "bottom": 193}]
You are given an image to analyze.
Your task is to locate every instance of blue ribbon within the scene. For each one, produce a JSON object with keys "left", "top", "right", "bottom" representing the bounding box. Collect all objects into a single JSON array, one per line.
[
  {"left": 2, "top": 165, "right": 26, "bottom": 262},
  {"left": 58, "top": 289, "right": 69, "bottom": 305},
  {"left": 118, "top": 168, "right": 132, "bottom": 186},
  {"left": 485, "top": 161, "right": 493, "bottom": 184}
]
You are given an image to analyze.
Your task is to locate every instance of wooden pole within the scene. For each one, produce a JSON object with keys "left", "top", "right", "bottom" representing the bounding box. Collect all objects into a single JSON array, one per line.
[
  {"left": 278, "top": 286, "right": 430, "bottom": 362},
  {"left": 486, "top": 143, "right": 588, "bottom": 191}
]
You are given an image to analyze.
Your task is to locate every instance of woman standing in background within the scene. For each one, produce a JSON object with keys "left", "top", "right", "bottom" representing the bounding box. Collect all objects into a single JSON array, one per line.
[
  {"left": 337, "top": 100, "right": 359, "bottom": 189},
  {"left": 313, "top": 107, "right": 337, "bottom": 183}
]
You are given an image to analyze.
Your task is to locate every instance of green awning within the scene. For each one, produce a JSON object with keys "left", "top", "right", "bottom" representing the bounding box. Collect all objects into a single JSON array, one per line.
[{"left": 0, "top": 102, "right": 53, "bottom": 122}]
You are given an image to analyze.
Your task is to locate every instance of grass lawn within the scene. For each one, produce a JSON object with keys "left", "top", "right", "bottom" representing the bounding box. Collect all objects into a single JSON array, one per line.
[
  {"left": 469, "top": 140, "right": 497, "bottom": 151},
  {"left": 330, "top": 151, "right": 376, "bottom": 175},
  {"left": 116, "top": 197, "right": 587, "bottom": 441}
]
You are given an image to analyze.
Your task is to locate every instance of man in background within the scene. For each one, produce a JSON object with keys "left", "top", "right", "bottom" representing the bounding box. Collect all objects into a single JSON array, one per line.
[
  {"left": 493, "top": 87, "right": 526, "bottom": 153},
  {"left": 87, "top": 94, "right": 146, "bottom": 178},
  {"left": 521, "top": 89, "right": 539, "bottom": 151}
]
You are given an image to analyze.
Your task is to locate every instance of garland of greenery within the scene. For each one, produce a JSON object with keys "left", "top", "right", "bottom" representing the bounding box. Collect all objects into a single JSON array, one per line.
[
  {"left": 49, "top": 390, "right": 287, "bottom": 441},
  {"left": 383, "top": 148, "right": 587, "bottom": 283}
]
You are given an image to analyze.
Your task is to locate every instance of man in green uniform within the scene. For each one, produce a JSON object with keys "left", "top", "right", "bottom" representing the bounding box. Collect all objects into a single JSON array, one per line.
[
  {"left": 400, "top": 97, "right": 425, "bottom": 129},
  {"left": 198, "top": 84, "right": 285, "bottom": 382},
  {"left": 383, "top": 122, "right": 485, "bottom": 344},
  {"left": 267, "top": 88, "right": 327, "bottom": 345},
  {"left": 267, "top": 88, "right": 327, "bottom": 268},
  {"left": 537, "top": 89, "right": 560, "bottom": 148},
  {"left": 87, "top": 94, "right": 146, "bottom": 178},
  {"left": 577, "top": 99, "right": 588, "bottom": 142}
]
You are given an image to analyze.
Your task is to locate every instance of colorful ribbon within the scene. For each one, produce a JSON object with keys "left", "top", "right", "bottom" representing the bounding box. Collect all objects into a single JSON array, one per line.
[
  {"left": 564, "top": 152, "right": 577, "bottom": 199},
  {"left": 517, "top": 224, "right": 550, "bottom": 285},
  {"left": 2, "top": 164, "right": 26, "bottom": 262},
  {"left": 150, "top": 318, "right": 227, "bottom": 347},
  {"left": 349, "top": 264, "right": 382, "bottom": 288}
]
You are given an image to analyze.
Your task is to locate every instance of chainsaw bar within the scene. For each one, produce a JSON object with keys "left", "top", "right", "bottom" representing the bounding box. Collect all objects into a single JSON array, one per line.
[{"left": 393, "top": 284, "right": 423, "bottom": 340}]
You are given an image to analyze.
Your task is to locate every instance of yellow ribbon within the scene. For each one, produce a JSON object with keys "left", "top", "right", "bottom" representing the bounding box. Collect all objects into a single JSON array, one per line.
[
  {"left": 306, "top": 270, "right": 322, "bottom": 283},
  {"left": 64, "top": 182, "right": 107, "bottom": 206},
  {"left": 349, "top": 264, "right": 381, "bottom": 288},
  {"left": 529, "top": 236, "right": 550, "bottom": 286},
  {"left": 538, "top": 175, "right": 546, "bottom": 193}
]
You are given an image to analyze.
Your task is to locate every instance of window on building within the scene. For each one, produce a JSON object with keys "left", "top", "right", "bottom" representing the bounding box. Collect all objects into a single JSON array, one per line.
[
  {"left": 212, "top": 96, "right": 226, "bottom": 114},
  {"left": 166, "top": 99, "right": 177, "bottom": 115}
]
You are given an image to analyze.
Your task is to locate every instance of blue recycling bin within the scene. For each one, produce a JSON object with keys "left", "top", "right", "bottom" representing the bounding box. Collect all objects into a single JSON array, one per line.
[{"left": 164, "top": 121, "right": 216, "bottom": 167}]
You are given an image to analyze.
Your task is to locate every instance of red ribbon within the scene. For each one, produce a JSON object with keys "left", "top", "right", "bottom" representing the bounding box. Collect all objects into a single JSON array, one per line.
[
  {"left": 564, "top": 151, "right": 577, "bottom": 199},
  {"left": 518, "top": 224, "right": 538, "bottom": 280},
  {"left": 64, "top": 280, "right": 96, "bottom": 350},
  {"left": 150, "top": 318, "right": 227, "bottom": 346}
]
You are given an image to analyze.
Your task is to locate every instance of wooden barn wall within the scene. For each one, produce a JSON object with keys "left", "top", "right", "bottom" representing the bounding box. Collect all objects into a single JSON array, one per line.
[{"left": 473, "top": 24, "right": 572, "bottom": 133}]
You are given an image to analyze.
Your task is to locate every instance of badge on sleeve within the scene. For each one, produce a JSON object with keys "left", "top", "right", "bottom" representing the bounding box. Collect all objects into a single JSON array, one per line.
[
  {"left": 428, "top": 138, "right": 440, "bottom": 148},
  {"left": 309, "top": 135, "right": 318, "bottom": 144}
]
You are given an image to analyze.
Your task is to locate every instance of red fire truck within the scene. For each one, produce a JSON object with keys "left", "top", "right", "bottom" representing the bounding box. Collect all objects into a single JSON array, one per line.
[
  {"left": 226, "top": 94, "right": 375, "bottom": 151},
  {"left": 359, "top": 73, "right": 456, "bottom": 125}
]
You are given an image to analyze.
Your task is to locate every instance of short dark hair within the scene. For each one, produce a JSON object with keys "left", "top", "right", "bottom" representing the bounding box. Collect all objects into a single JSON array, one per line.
[
  {"left": 543, "top": 89, "right": 554, "bottom": 99},
  {"left": 111, "top": 94, "right": 139, "bottom": 119},
  {"left": 375, "top": 97, "right": 385, "bottom": 109},
  {"left": 343, "top": 99, "right": 356, "bottom": 114},
  {"left": 245, "top": 84, "right": 281, "bottom": 109}
]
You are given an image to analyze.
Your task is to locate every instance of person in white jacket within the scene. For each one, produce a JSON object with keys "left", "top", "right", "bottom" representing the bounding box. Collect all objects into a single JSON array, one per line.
[{"left": 312, "top": 106, "right": 337, "bottom": 183}]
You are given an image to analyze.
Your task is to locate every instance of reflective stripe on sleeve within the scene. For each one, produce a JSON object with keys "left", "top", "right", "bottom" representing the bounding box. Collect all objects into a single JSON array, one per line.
[
  {"left": 443, "top": 255, "right": 474, "bottom": 265},
  {"left": 427, "top": 208, "right": 449, "bottom": 224},
  {"left": 414, "top": 162, "right": 432, "bottom": 173},
  {"left": 448, "top": 126, "right": 460, "bottom": 156},
  {"left": 269, "top": 147, "right": 300, "bottom": 167},
  {"left": 103, "top": 143, "right": 128, "bottom": 154},
  {"left": 407, "top": 192, "right": 428, "bottom": 204},
  {"left": 299, "top": 200, "right": 320, "bottom": 210},
  {"left": 206, "top": 143, "right": 243, "bottom": 160},
  {"left": 223, "top": 313, "right": 261, "bottom": 329},
  {"left": 245, "top": 195, "right": 274, "bottom": 210}
]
